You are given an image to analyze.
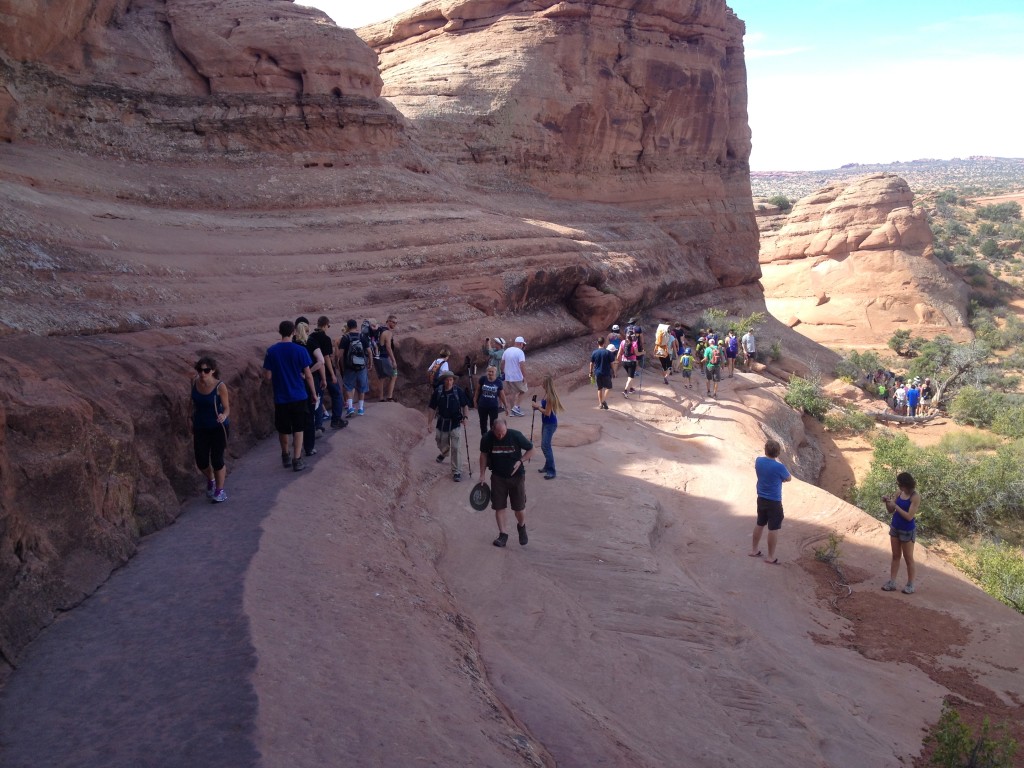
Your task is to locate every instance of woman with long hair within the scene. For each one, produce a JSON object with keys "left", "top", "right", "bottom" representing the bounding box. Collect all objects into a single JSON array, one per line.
[
  {"left": 294, "top": 319, "right": 325, "bottom": 456},
  {"left": 532, "top": 375, "right": 562, "bottom": 479},
  {"left": 191, "top": 356, "right": 230, "bottom": 503},
  {"left": 882, "top": 472, "right": 920, "bottom": 594}
]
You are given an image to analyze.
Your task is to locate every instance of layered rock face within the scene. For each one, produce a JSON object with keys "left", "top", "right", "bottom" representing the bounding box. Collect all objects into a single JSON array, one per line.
[
  {"left": 0, "top": 0, "right": 760, "bottom": 667},
  {"left": 758, "top": 173, "right": 970, "bottom": 347},
  {"left": 362, "top": 0, "right": 758, "bottom": 287}
]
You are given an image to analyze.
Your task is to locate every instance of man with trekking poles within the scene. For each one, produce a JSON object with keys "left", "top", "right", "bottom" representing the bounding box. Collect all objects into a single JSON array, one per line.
[{"left": 427, "top": 370, "right": 471, "bottom": 482}]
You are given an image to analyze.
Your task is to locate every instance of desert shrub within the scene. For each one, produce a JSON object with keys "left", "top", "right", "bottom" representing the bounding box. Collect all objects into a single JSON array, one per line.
[
  {"left": 976, "top": 201, "right": 1022, "bottom": 222},
  {"left": 888, "top": 329, "right": 924, "bottom": 357},
  {"left": 855, "top": 432, "right": 1024, "bottom": 535},
  {"left": 732, "top": 311, "right": 766, "bottom": 337},
  {"left": 766, "top": 194, "right": 792, "bottom": 212},
  {"left": 767, "top": 338, "right": 783, "bottom": 362},
  {"left": 992, "top": 406, "right": 1024, "bottom": 439},
  {"left": 936, "top": 431, "right": 1004, "bottom": 454},
  {"left": 785, "top": 375, "right": 830, "bottom": 420},
  {"left": 978, "top": 221, "right": 999, "bottom": 237},
  {"left": 980, "top": 238, "right": 1002, "bottom": 259},
  {"left": 949, "top": 386, "right": 1005, "bottom": 428},
  {"left": 695, "top": 308, "right": 728, "bottom": 337},
  {"left": 824, "top": 407, "right": 875, "bottom": 435},
  {"left": 834, "top": 349, "right": 882, "bottom": 384},
  {"left": 957, "top": 540, "right": 1024, "bottom": 615},
  {"left": 926, "top": 702, "right": 1017, "bottom": 767}
]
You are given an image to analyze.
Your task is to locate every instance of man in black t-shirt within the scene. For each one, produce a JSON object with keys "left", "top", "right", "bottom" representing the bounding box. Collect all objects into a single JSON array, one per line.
[
  {"left": 309, "top": 316, "right": 347, "bottom": 429},
  {"left": 479, "top": 417, "right": 535, "bottom": 547}
]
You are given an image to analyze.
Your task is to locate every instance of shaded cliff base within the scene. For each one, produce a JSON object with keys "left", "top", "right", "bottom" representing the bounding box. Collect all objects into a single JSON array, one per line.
[{"left": 2, "top": 360, "right": 1022, "bottom": 767}]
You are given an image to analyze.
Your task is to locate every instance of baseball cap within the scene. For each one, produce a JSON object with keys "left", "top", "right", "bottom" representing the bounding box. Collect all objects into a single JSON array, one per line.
[{"left": 515, "top": 336, "right": 526, "bottom": 344}]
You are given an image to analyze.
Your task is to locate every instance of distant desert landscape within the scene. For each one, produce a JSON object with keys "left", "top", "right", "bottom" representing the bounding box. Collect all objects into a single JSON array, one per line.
[{"left": 1, "top": 1, "right": 1023, "bottom": 766}]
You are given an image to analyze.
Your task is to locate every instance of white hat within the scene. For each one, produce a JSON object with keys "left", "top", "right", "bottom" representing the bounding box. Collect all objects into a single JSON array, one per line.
[
  {"left": 611, "top": 324, "right": 620, "bottom": 331},
  {"left": 515, "top": 336, "right": 526, "bottom": 344},
  {"left": 495, "top": 337, "right": 505, "bottom": 347}
]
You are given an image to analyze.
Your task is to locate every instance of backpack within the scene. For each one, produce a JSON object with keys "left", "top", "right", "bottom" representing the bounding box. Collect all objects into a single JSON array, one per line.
[
  {"left": 710, "top": 346, "right": 721, "bottom": 366},
  {"left": 345, "top": 333, "right": 367, "bottom": 371},
  {"left": 360, "top": 320, "right": 381, "bottom": 359},
  {"left": 681, "top": 354, "right": 692, "bottom": 370},
  {"left": 427, "top": 358, "right": 446, "bottom": 387},
  {"left": 653, "top": 324, "right": 669, "bottom": 358},
  {"left": 727, "top": 336, "right": 738, "bottom": 354}
]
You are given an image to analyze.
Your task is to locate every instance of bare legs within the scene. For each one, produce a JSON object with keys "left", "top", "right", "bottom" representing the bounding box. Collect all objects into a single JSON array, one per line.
[
  {"left": 889, "top": 537, "right": 916, "bottom": 587},
  {"left": 751, "top": 524, "right": 778, "bottom": 561}
]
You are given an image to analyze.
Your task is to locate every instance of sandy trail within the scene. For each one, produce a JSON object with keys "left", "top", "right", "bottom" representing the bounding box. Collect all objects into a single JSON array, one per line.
[{"left": 1, "top": 371, "right": 1022, "bottom": 767}]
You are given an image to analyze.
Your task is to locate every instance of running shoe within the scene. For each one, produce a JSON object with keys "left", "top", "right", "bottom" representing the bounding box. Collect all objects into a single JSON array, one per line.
[
  {"left": 206, "top": 479, "right": 216, "bottom": 499},
  {"left": 357, "top": 406, "right": 365, "bottom": 416},
  {"left": 211, "top": 489, "right": 228, "bottom": 503},
  {"left": 292, "top": 457, "right": 306, "bottom": 472}
]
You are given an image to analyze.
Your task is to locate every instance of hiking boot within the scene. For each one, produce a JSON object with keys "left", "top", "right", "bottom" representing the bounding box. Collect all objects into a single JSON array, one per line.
[
  {"left": 517, "top": 524, "right": 528, "bottom": 546},
  {"left": 601, "top": 401, "right": 609, "bottom": 410},
  {"left": 544, "top": 473, "right": 555, "bottom": 480},
  {"left": 493, "top": 533, "right": 508, "bottom": 548},
  {"left": 436, "top": 453, "right": 446, "bottom": 463},
  {"left": 211, "top": 489, "right": 228, "bottom": 503},
  {"left": 331, "top": 419, "right": 348, "bottom": 429},
  {"left": 281, "top": 453, "right": 291, "bottom": 469},
  {"left": 453, "top": 472, "right": 462, "bottom": 482},
  {"left": 292, "top": 457, "right": 306, "bottom": 472}
]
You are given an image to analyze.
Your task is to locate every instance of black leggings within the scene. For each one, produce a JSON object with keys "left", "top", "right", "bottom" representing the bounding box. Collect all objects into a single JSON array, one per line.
[
  {"left": 194, "top": 425, "right": 229, "bottom": 471},
  {"left": 478, "top": 406, "right": 501, "bottom": 435}
]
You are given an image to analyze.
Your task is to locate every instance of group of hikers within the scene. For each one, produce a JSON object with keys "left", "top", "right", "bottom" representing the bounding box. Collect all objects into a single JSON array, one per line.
[
  {"left": 193, "top": 315, "right": 921, "bottom": 589},
  {"left": 871, "top": 369, "right": 934, "bottom": 417},
  {"left": 589, "top": 319, "right": 759, "bottom": 407}
]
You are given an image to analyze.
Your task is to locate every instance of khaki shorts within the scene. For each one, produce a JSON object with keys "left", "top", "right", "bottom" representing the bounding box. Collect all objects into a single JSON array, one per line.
[{"left": 505, "top": 379, "right": 528, "bottom": 395}]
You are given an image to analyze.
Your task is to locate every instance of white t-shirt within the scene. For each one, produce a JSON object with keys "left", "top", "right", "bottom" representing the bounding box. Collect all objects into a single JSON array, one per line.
[
  {"left": 742, "top": 332, "right": 756, "bottom": 353},
  {"left": 428, "top": 358, "right": 449, "bottom": 379},
  {"left": 501, "top": 346, "right": 526, "bottom": 382}
]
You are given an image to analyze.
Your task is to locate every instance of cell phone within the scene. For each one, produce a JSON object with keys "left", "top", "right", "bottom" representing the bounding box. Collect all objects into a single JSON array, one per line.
[{"left": 532, "top": 395, "right": 538, "bottom": 402}]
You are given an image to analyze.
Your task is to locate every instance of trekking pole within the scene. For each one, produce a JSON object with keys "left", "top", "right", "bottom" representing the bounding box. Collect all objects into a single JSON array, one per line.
[
  {"left": 528, "top": 394, "right": 537, "bottom": 462},
  {"left": 463, "top": 419, "right": 472, "bottom": 478}
]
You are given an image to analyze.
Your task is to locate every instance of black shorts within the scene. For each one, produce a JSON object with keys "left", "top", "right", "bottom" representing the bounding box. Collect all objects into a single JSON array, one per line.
[
  {"left": 756, "top": 497, "right": 784, "bottom": 531},
  {"left": 623, "top": 361, "right": 637, "bottom": 377},
  {"left": 275, "top": 399, "right": 308, "bottom": 434},
  {"left": 658, "top": 356, "right": 671, "bottom": 371},
  {"left": 595, "top": 374, "right": 613, "bottom": 390},
  {"left": 491, "top": 472, "right": 527, "bottom": 512}
]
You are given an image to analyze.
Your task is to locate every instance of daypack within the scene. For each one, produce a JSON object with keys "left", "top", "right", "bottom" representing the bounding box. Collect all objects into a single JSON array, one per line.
[
  {"left": 345, "top": 333, "right": 367, "bottom": 371},
  {"left": 360, "top": 320, "right": 381, "bottom": 359},
  {"left": 427, "top": 358, "right": 446, "bottom": 387},
  {"left": 653, "top": 324, "right": 670, "bottom": 358},
  {"left": 727, "top": 336, "right": 738, "bottom": 354},
  {"left": 681, "top": 354, "right": 692, "bottom": 371},
  {"left": 710, "top": 346, "right": 721, "bottom": 366}
]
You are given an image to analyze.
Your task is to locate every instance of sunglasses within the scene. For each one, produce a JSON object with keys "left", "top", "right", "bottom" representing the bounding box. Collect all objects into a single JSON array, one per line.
[{"left": 197, "top": 367, "right": 213, "bottom": 374}]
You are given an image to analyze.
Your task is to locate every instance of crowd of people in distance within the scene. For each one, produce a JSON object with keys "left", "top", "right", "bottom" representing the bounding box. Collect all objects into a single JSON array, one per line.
[{"left": 190, "top": 314, "right": 923, "bottom": 589}]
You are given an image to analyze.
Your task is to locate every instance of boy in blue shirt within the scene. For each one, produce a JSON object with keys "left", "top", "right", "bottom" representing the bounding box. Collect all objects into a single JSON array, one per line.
[{"left": 749, "top": 439, "right": 792, "bottom": 564}]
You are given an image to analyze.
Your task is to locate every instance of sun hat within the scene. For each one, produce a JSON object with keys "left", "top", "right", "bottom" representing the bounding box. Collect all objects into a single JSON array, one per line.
[
  {"left": 515, "top": 336, "right": 526, "bottom": 344},
  {"left": 469, "top": 482, "right": 491, "bottom": 511},
  {"left": 611, "top": 324, "right": 620, "bottom": 331},
  {"left": 440, "top": 370, "right": 455, "bottom": 379}
]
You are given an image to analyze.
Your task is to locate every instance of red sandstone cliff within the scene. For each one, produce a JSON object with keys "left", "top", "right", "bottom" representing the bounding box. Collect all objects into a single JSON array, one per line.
[{"left": 0, "top": 0, "right": 758, "bottom": 672}]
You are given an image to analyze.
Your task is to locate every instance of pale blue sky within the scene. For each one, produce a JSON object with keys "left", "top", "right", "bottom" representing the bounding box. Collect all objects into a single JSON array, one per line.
[{"left": 303, "top": 0, "right": 1024, "bottom": 170}]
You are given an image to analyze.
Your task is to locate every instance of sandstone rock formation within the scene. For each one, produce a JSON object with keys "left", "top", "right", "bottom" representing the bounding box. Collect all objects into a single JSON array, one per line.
[
  {"left": 0, "top": 0, "right": 760, "bottom": 666},
  {"left": 757, "top": 173, "right": 971, "bottom": 347}
]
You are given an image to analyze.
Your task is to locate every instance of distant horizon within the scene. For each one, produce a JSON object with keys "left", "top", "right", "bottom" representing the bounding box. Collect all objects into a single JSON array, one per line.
[
  {"left": 751, "top": 155, "right": 1024, "bottom": 175},
  {"left": 301, "top": 0, "right": 1024, "bottom": 172}
]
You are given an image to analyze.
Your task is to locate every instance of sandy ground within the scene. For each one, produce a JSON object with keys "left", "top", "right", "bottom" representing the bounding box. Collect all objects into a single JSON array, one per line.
[{"left": 1, "top": 368, "right": 1023, "bottom": 767}]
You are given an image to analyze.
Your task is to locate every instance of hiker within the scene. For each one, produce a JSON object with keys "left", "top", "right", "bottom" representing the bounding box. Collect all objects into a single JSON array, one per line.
[
  {"left": 906, "top": 379, "right": 922, "bottom": 418},
  {"left": 741, "top": 328, "right": 757, "bottom": 370},
  {"left": 625, "top": 317, "right": 645, "bottom": 374},
  {"left": 653, "top": 324, "right": 676, "bottom": 385},
  {"left": 479, "top": 417, "right": 535, "bottom": 548},
  {"left": 501, "top": 336, "right": 528, "bottom": 416},
  {"left": 375, "top": 315, "right": 399, "bottom": 402},
  {"left": 309, "top": 316, "right": 348, "bottom": 429},
  {"left": 703, "top": 338, "right": 724, "bottom": 397},
  {"left": 725, "top": 329, "right": 740, "bottom": 377},
  {"left": 427, "top": 370, "right": 470, "bottom": 482},
  {"left": 882, "top": 472, "right": 920, "bottom": 594},
  {"left": 293, "top": 319, "right": 325, "bottom": 457},
  {"left": 474, "top": 365, "right": 507, "bottom": 435},
  {"left": 589, "top": 335, "right": 615, "bottom": 409},
  {"left": 607, "top": 324, "right": 622, "bottom": 376},
  {"left": 679, "top": 347, "right": 694, "bottom": 389},
  {"left": 263, "top": 319, "right": 318, "bottom": 472},
  {"left": 616, "top": 330, "right": 640, "bottom": 397},
  {"left": 532, "top": 375, "right": 562, "bottom": 480},
  {"left": 426, "top": 348, "right": 451, "bottom": 392},
  {"left": 749, "top": 439, "right": 792, "bottom": 564},
  {"left": 484, "top": 337, "right": 505, "bottom": 372},
  {"left": 338, "top": 318, "right": 371, "bottom": 417},
  {"left": 921, "top": 378, "right": 934, "bottom": 414},
  {"left": 191, "top": 356, "right": 230, "bottom": 503},
  {"left": 894, "top": 382, "right": 907, "bottom": 415},
  {"left": 695, "top": 335, "right": 708, "bottom": 365}
]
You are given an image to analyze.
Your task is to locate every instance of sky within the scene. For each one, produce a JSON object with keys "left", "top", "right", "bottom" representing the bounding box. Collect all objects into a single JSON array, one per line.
[{"left": 302, "top": 0, "right": 1024, "bottom": 171}]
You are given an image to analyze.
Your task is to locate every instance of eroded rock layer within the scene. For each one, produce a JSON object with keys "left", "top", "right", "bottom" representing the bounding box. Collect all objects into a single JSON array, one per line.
[
  {"left": 0, "top": 0, "right": 759, "bottom": 674},
  {"left": 758, "top": 173, "right": 970, "bottom": 346}
]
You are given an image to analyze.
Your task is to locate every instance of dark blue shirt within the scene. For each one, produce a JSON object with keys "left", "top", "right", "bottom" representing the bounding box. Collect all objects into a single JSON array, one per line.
[
  {"left": 477, "top": 376, "right": 503, "bottom": 410},
  {"left": 591, "top": 347, "right": 614, "bottom": 377},
  {"left": 263, "top": 341, "right": 312, "bottom": 403}
]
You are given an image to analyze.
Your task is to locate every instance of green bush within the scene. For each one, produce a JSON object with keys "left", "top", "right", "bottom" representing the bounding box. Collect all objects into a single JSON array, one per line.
[
  {"left": 977, "top": 201, "right": 1022, "bottom": 222},
  {"left": 956, "top": 540, "right": 1024, "bottom": 614},
  {"left": 766, "top": 194, "right": 792, "bottom": 212},
  {"left": 834, "top": 349, "right": 882, "bottom": 383},
  {"left": 823, "top": 407, "right": 875, "bottom": 435},
  {"left": 936, "top": 431, "right": 1004, "bottom": 454},
  {"left": 992, "top": 406, "right": 1024, "bottom": 439},
  {"left": 980, "top": 238, "right": 1002, "bottom": 259},
  {"left": 926, "top": 702, "right": 1017, "bottom": 767},
  {"left": 767, "top": 338, "right": 783, "bottom": 362},
  {"left": 949, "top": 386, "right": 1005, "bottom": 428},
  {"left": 785, "top": 375, "right": 830, "bottom": 420}
]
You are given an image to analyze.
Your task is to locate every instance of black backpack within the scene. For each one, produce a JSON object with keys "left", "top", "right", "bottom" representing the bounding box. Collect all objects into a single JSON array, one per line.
[{"left": 345, "top": 333, "right": 367, "bottom": 371}]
